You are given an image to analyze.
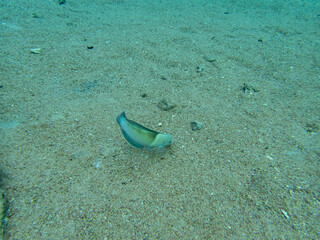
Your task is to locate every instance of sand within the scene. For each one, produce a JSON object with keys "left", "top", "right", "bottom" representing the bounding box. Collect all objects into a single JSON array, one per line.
[{"left": 1, "top": 0, "right": 319, "bottom": 239}]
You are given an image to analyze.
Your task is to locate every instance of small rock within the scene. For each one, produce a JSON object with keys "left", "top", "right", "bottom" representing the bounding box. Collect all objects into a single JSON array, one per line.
[
  {"left": 93, "top": 159, "right": 102, "bottom": 169},
  {"left": 203, "top": 55, "right": 216, "bottom": 62},
  {"left": 191, "top": 121, "right": 202, "bottom": 131},
  {"left": 242, "top": 83, "right": 260, "bottom": 93},
  {"left": 157, "top": 99, "right": 175, "bottom": 111}
]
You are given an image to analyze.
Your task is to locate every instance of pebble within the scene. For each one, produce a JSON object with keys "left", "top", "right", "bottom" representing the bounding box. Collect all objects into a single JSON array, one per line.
[
  {"left": 93, "top": 159, "right": 102, "bottom": 169},
  {"left": 191, "top": 121, "right": 202, "bottom": 131},
  {"left": 157, "top": 99, "right": 175, "bottom": 111}
]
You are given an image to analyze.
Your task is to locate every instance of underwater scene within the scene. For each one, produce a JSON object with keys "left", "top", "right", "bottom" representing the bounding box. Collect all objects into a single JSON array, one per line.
[{"left": 1, "top": 0, "right": 319, "bottom": 239}]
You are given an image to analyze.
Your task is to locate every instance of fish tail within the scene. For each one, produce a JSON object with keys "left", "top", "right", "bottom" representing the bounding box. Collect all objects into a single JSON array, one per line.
[{"left": 116, "top": 111, "right": 126, "bottom": 124}]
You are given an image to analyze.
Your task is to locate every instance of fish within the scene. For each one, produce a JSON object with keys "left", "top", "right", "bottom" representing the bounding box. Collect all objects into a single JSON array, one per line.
[{"left": 116, "top": 111, "right": 172, "bottom": 149}]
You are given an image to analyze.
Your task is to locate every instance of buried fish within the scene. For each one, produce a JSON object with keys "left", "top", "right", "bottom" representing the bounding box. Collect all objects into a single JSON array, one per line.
[{"left": 116, "top": 111, "right": 172, "bottom": 149}]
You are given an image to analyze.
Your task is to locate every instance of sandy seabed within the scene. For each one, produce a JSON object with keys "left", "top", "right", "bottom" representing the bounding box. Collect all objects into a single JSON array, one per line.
[{"left": 1, "top": 0, "right": 319, "bottom": 239}]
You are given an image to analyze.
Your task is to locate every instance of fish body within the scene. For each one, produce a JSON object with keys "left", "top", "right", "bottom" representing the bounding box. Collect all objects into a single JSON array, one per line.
[{"left": 116, "top": 111, "right": 172, "bottom": 149}]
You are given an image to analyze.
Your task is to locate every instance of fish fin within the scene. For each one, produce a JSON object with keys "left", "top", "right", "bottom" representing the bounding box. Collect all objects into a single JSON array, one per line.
[
  {"left": 116, "top": 111, "right": 126, "bottom": 125},
  {"left": 120, "top": 128, "right": 145, "bottom": 148},
  {"left": 118, "top": 111, "right": 159, "bottom": 135},
  {"left": 126, "top": 118, "right": 159, "bottom": 134}
]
